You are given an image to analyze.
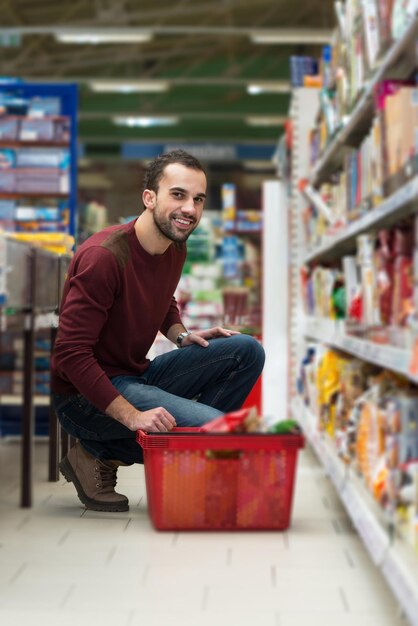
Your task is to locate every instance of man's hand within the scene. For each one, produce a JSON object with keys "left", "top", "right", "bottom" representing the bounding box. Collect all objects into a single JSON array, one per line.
[
  {"left": 106, "top": 395, "right": 176, "bottom": 432},
  {"left": 128, "top": 407, "right": 176, "bottom": 432},
  {"left": 182, "top": 326, "right": 241, "bottom": 348}
]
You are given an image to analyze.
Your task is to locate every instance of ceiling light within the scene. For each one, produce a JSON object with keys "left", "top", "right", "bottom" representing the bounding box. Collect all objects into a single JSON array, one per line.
[
  {"left": 245, "top": 116, "right": 286, "bottom": 127},
  {"left": 250, "top": 29, "right": 331, "bottom": 45},
  {"left": 113, "top": 116, "right": 179, "bottom": 128},
  {"left": 55, "top": 30, "right": 152, "bottom": 44},
  {"left": 247, "top": 82, "right": 290, "bottom": 95},
  {"left": 89, "top": 80, "right": 169, "bottom": 93}
]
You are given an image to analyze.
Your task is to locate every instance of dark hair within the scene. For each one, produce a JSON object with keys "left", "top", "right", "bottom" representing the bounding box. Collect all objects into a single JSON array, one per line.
[{"left": 143, "top": 149, "right": 206, "bottom": 193}]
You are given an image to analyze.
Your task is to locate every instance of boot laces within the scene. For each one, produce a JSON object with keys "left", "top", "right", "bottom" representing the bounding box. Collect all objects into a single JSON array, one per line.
[{"left": 94, "top": 461, "right": 117, "bottom": 489}]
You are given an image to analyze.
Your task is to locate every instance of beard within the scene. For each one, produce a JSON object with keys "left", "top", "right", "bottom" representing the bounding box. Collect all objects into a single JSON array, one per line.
[{"left": 152, "top": 206, "right": 197, "bottom": 243}]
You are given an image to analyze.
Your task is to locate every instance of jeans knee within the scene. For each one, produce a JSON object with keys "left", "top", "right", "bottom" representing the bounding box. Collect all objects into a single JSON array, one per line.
[{"left": 234, "top": 334, "right": 265, "bottom": 370}]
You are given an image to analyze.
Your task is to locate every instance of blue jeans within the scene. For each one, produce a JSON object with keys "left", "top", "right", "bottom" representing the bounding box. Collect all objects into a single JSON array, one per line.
[{"left": 52, "top": 334, "right": 265, "bottom": 464}]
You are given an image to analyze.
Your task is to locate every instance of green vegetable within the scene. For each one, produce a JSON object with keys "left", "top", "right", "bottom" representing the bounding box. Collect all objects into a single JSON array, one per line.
[{"left": 269, "top": 419, "right": 301, "bottom": 434}]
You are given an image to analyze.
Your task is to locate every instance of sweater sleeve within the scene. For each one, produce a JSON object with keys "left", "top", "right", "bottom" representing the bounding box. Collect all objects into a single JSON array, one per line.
[
  {"left": 159, "top": 295, "right": 183, "bottom": 336},
  {"left": 53, "top": 246, "right": 122, "bottom": 412}
]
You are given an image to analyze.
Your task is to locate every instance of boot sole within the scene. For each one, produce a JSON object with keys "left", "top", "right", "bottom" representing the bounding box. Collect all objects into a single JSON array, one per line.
[{"left": 60, "top": 456, "right": 129, "bottom": 513}]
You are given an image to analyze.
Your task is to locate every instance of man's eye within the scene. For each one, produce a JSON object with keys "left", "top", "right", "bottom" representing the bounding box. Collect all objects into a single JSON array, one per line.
[{"left": 195, "top": 197, "right": 204, "bottom": 204}]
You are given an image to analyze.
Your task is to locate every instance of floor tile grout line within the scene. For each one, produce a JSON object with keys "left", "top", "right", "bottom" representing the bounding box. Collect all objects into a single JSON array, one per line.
[
  {"left": 9, "top": 562, "right": 27, "bottom": 585},
  {"left": 57, "top": 529, "right": 71, "bottom": 546},
  {"left": 126, "top": 609, "right": 135, "bottom": 626},
  {"left": 270, "top": 565, "right": 277, "bottom": 588},
  {"left": 322, "top": 495, "right": 330, "bottom": 510},
  {"left": 344, "top": 547, "right": 356, "bottom": 569},
  {"left": 15, "top": 515, "right": 30, "bottom": 531},
  {"left": 106, "top": 545, "right": 116, "bottom": 564},
  {"left": 201, "top": 585, "right": 209, "bottom": 611},
  {"left": 60, "top": 583, "right": 75, "bottom": 609},
  {"left": 142, "top": 564, "right": 150, "bottom": 585},
  {"left": 338, "top": 586, "right": 350, "bottom": 613},
  {"left": 226, "top": 547, "right": 232, "bottom": 566}
]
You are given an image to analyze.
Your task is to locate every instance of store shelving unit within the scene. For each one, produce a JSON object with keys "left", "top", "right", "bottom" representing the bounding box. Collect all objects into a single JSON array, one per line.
[
  {"left": 0, "top": 80, "right": 78, "bottom": 236},
  {"left": 310, "top": 16, "right": 418, "bottom": 188},
  {"left": 292, "top": 396, "right": 418, "bottom": 626},
  {"left": 303, "top": 316, "right": 417, "bottom": 382},
  {"left": 304, "top": 173, "right": 418, "bottom": 264},
  {"left": 287, "top": 9, "right": 418, "bottom": 624}
]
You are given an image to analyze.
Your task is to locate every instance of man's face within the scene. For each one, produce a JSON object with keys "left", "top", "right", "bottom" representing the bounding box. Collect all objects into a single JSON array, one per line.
[{"left": 150, "top": 163, "right": 207, "bottom": 243}]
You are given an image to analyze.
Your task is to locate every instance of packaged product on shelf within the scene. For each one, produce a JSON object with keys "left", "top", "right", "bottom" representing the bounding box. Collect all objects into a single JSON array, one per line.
[
  {"left": 346, "top": 0, "right": 367, "bottom": 104},
  {"left": 0, "top": 169, "right": 15, "bottom": 193},
  {"left": 391, "top": 227, "right": 413, "bottom": 332},
  {"left": 19, "top": 117, "right": 56, "bottom": 142},
  {"left": 27, "top": 96, "right": 61, "bottom": 118},
  {"left": 0, "top": 148, "right": 15, "bottom": 169},
  {"left": 15, "top": 148, "right": 70, "bottom": 168},
  {"left": 316, "top": 349, "right": 348, "bottom": 436},
  {"left": 343, "top": 255, "right": 361, "bottom": 320},
  {"left": 14, "top": 206, "right": 61, "bottom": 222},
  {"left": 221, "top": 183, "right": 236, "bottom": 231},
  {"left": 377, "top": 0, "right": 395, "bottom": 52},
  {"left": 289, "top": 55, "right": 318, "bottom": 87},
  {"left": 0, "top": 93, "right": 28, "bottom": 116},
  {"left": 370, "top": 115, "right": 385, "bottom": 206},
  {"left": 374, "top": 79, "right": 415, "bottom": 194},
  {"left": 356, "top": 389, "right": 386, "bottom": 490},
  {"left": 0, "top": 200, "right": 15, "bottom": 231},
  {"left": 297, "top": 346, "right": 316, "bottom": 405},
  {"left": 375, "top": 229, "right": 394, "bottom": 328},
  {"left": 384, "top": 87, "right": 417, "bottom": 184},
  {"left": 391, "top": 0, "right": 418, "bottom": 40},
  {"left": 361, "top": 0, "right": 382, "bottom": 71},
  {"left": 15, "top": 169, "right": 69, "bottom": 194},
  {"left": 357, "top": 233, "right": 381, "bottom": 327},
  {"left": 0, "top": 117, "right": 19, "bottom": 141},
  {"left": 384, "top": 392, "right": 418, "bottom": 536},
  {"left": 236, "top": 210, "right": 262, "bottom": 232}
]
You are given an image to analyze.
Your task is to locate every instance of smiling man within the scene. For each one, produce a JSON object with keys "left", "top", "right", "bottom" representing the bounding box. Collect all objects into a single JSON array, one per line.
[{"left": 51, "top": 149, "right": 265, "bottom": 512}]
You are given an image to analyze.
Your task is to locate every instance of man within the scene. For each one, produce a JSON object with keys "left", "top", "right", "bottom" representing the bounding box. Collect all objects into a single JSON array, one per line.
[{"left": 51, "top": 149, "right": 265, "bottom": 512}]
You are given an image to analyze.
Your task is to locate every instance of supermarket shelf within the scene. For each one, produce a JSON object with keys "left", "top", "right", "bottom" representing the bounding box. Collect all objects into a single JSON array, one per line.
[
  {"left": 0, "top": 193, "right": 68, "bottom": 199},
  {"left": 0, "top": 141, "right": 69, "bottom": 148},
  {"left": 311, "top": 16, "right": 418, "bottom": 188},
  {"left": 303, "top": 174, "right": 418, "bottom": 264},
  {"left": 303, "top": 316, "right": 417, "bottom": 382},
  {"left": 291, "top": 396, "right": 418, "bottom": 626},
  {"left": 0, "top": 394, "right": 50, "bottom": 406}
]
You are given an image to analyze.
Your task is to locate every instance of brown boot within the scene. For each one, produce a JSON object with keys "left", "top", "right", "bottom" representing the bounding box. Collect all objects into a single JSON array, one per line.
[{"left": 60, "top": 442, "right": 129, "bottom": 512}]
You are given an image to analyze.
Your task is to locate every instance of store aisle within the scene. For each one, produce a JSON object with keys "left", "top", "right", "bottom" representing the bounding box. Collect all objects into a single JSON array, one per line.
[{"left": 0, "top": 438, "right": 407, "bottom": 626}]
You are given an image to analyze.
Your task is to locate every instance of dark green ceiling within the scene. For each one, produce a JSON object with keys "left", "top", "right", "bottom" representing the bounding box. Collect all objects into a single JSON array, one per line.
[{"left": 0, "top": 0, "right": 335, "bottom": 153}]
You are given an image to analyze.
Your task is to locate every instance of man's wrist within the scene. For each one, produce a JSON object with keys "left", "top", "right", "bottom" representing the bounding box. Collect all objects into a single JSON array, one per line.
[{"left": 176, "top": 330, "right": 191, "bottom": 348}]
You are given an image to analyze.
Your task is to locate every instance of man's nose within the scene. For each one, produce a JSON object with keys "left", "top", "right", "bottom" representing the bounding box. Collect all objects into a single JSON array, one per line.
[{"left": 182, "top": 197, "right": 196, "bottom": 214}]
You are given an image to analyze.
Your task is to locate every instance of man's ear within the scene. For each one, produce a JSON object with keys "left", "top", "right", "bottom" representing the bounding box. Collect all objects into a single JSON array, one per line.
[{"left": 143, "top": 189, "right": 155, "bottom": 210}]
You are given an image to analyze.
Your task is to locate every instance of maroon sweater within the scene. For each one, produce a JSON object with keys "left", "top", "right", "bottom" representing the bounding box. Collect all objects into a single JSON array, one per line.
[{"left": 50, "top": 219, "right": 186, "bottom": 411}]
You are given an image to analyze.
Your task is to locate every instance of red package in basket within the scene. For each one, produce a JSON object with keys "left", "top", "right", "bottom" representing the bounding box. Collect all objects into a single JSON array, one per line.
[{"left": 200, "top": 408, "right": 252, "bottom": 433}]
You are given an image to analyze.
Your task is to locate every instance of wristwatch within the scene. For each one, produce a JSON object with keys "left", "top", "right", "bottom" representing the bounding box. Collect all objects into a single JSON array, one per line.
[{"left": 176, "top": 330, "right": 191, "bottom": 348}]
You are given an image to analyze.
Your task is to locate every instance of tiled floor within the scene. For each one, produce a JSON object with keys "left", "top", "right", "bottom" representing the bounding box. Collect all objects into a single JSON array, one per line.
[{"left": 0, "top": 438, "right": 408, "bottom": 626}]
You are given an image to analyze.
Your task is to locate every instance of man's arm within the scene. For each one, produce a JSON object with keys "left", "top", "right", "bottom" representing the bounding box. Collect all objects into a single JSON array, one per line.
[{"left": 105, "top": 395, "right": 176, "bottom": 432}]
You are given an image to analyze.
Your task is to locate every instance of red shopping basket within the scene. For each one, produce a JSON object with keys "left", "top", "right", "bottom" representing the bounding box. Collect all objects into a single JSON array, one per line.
[{"left": 136, "top": 410, "right": 304, "bottom": 531}]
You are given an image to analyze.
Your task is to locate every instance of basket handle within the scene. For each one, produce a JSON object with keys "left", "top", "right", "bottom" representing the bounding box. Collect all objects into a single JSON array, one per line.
[{"left": 205, "top": 450, "right": 243, "bottom": 460}]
